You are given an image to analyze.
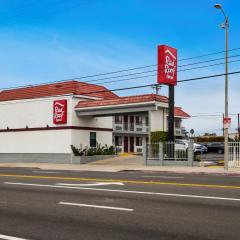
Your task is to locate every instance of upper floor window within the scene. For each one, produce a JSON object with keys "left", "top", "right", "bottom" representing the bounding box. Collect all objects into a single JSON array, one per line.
[
  {"left": 145, "top": 116, "right": 149, "bottom": 126},
  {"left": 115, "top": 115, "right": 123, "bottom": 124},
  {"left": 136, "top": 116, "right": 143, "bottom": 125},
  {"left": 175, "top": 119, "right": 182, "bottom": 128}
]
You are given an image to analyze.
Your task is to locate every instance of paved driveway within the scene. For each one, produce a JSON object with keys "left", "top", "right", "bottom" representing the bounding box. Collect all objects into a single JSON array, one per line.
[{"left": 88, "top": 155, "right": 144, "bottom": 167}]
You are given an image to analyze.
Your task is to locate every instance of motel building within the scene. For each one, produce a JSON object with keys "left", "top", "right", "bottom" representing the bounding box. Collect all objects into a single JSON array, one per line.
[{"left": 0, "top": 80, "right": 190, "bottom": 163}]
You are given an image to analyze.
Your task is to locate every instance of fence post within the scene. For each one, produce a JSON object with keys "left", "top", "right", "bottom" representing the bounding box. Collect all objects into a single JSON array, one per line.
[
  {"left": 143, "top": 143, "right": 147, "bottom": 166},
  {"left": 188, "top": 140, "right": 194, "bottom": 167},
  {"left": 159, "top": 142, "right": 164, "bottom": 166}
]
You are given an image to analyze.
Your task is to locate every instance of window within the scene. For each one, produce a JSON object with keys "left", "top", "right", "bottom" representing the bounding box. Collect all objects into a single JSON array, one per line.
[
  {"left": 136, "top": 137, "right": 142, "bottom": 146},
  {"left": 145, "top": 116, "right": 149, "bottom": 126},
  {"left": 115, "top": 136, "right": 122, "bottom": 146},
  {"left": 90, "top": 132, "right": 96, "bottom": 147},
  {"left": 115, "top": 115, "right": 123, "bottom": 124},
  {"left": 136, "top": 116, "right": 143, "bottom": 125}
]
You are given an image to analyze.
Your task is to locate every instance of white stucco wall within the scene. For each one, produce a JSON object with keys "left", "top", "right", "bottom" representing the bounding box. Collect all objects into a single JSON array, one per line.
[
  {"left": 71, "top": 97, "right": 113, "bottom": 128},
  {"left": 150, "top": 108, "right": 166, "bottom": 132},
  {"left": 0, "top": 95, "right": 113, "bottom": 154},
  {"left": 0, "top": 130, "right": 72, "bottom": 153},
  {"left": 0, "top": 95, "right": 73, "bottom": 129},
  {"left": 71, "top": 130, "right": 112, "bottom": 150}
]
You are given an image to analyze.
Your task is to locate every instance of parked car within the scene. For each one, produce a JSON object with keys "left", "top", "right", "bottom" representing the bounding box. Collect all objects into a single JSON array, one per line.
[
  {"left": 175, "top": 139, "right": 188, "bottom": 151},
  {"left": 175, "top": 140, "right": 207, "bottom": 154},
  {"left": 194, "top": 144, "right": 208, "bottom": 154},
  {"left": 205, "top": 143, "right": 224, "bottom": 154}
]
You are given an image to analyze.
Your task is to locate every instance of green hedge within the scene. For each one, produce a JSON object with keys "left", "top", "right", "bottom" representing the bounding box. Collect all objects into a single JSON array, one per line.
[
  {"left": 195, "top": 136, "right": 238, "bottom": 142},
  {"left": 71, "top": 144, "right": 116, "bottom": 156},
  {"left": 150, "top": 131, "right": 168, "bottom": 143}
]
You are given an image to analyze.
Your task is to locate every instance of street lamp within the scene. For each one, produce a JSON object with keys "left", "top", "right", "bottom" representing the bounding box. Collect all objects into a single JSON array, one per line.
[{"left": 214, "top": 3, "right": 229, "bottom": 170}]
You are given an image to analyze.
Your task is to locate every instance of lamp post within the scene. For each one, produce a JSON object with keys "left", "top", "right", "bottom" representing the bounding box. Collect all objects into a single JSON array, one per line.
[{"left": 214, "top": 4, "right": 229, "bottom": 170}]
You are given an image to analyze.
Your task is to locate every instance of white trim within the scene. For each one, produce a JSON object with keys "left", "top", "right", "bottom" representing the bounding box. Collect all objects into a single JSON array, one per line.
[
  {"left": 0, "top": 94, "right": 101, "bottom": 106},
  {"left": 0, "top": 94, "right": 74, "bottom": 105},
  {"left": 75, "top": 101, "right": 167, "bottom": 111},
  {"left": 73, "top": 95, "right": 102, "bottom": 100}
]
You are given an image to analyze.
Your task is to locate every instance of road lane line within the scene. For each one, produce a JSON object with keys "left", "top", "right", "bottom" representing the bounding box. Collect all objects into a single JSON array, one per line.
[
  {"left": 1, "top": 173, "right": 240, "bottom": 189},
  {"left": 32, "top": 171, "right": 59, "bottom": 174},
  {"left": 0, "top": 234, "right": 30, "bottom": 240},
  {"left": 141, "top": 176, "right": 184, "bottom": 179},
  {"left": 56, "top": 182, "right": 124, "bottom": 187},
  {"left": 59, "top": 201, "right": 134, "bottom": 211},
  {"left": 5, "top": 182, "right": 240, "bottom": 202}
]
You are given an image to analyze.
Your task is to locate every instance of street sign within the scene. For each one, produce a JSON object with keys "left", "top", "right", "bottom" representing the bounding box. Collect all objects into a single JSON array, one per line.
[
  {"left": 223, "top": 117, "right": 231, "bottom": 129},
  {"left": 157, "top": 45, "right": 177, "bottom": 86}
]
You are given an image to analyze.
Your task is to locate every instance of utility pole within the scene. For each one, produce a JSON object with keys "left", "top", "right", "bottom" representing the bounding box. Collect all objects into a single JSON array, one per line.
[
  {"left": 168, "top": 86, "right": 175, "bottom": 142},
  {"left": 222, "top": 113, "right": 224, "bottom": 136},
  {"left": 214, "top": 4, "right": 229, "bottom": 170},
  {"left": 152, "top": 84, "right": 161, "bottom": 95},
  {"left": 238, "top": 113, "right": 240, "bottom": 139}
]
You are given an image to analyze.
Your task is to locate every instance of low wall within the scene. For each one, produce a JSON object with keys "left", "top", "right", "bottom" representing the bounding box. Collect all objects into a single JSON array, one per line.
[
  {"left": 0, "top": 153, "right": 116, "bottom": 164},
  {"left": 145, "top": 159, "right": 198, "bottom": 167},
  {"left": 72, "top": 155, "right": 117, "bottom": 164}
]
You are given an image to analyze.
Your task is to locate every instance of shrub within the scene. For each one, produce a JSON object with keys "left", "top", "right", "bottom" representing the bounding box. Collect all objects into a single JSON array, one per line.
[
  {"left": 151, "top": 131, "right": 168, "bottom": 143},
  {"left": 70, "top": 145, "right": 85, "bottom": 156},
  {"left": 71, "top": 143, "right": 115, "bottom": 156}
]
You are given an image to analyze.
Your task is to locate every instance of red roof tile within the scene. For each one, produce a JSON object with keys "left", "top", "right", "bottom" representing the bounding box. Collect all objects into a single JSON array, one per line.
[
  {"left": 0, "top": 80, "right": 118, "bottom": 102},
  {"left": 174, "top": 107, "right": 190, "bottom": 118},
  {"left": 75, "top": 94, "right": 169, "bottom": 108},
  {"left": 75, "top": 94, "right": 190, "bottom": 118}
]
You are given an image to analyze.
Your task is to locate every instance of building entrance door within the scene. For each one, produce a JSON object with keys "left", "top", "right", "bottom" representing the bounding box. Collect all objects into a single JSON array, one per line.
[
  {"left": 130, "top": 137, "right": 134, "bottom": 152},
  {"left": 124, "top": 136, "right": 129, "bottom": 152}
]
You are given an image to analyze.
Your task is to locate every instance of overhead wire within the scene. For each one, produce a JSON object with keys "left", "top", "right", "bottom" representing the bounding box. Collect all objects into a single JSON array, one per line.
[
  {"left": 89, "top": 59, "right": 240, "bottom": 85},
  {"left": 1, "top": 48, "right": 240, "bottom": 91},
  {"left": 83, "top": 54, "right": 240, "bottom": 84}
]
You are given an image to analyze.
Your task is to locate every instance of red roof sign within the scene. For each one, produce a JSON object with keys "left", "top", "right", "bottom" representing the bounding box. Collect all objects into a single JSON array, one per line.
[{"left": 157, "top": 45, "right": 177, "bottom": 86}]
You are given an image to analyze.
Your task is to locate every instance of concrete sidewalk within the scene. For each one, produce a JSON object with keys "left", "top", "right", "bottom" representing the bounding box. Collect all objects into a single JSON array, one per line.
[{"left": 0, "top": 155, "right": 239, "bottom": 175}]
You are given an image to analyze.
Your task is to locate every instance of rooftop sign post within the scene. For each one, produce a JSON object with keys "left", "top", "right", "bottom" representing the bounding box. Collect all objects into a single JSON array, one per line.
[{"left": 157, "top": 45, "right": 177, "bottom": 142}]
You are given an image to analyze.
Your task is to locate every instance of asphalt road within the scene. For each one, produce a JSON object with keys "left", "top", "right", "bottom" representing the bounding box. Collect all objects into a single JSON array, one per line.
[{"left": 0, "top": 168, "right": 239, "bottom": 240}]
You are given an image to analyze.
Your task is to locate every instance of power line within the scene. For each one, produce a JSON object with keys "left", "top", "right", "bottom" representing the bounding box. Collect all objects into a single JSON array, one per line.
[
  {"left": 64, "top": 71, "right": 240, "bottom": 96},
  {"left": 81, "top": 54, "right": 240, "bottom": 84},
  {"left": 88, "top": 59, "right": 240, "bottom": 85},
  {"left": 57, "top": 48, "right": 240, "bottom": 83},
  {"left": 1, "top": 71, "right": 239, "bottom": 100},
  {"left": 1, "top": 49, "right": 240, "bottom": 92}
]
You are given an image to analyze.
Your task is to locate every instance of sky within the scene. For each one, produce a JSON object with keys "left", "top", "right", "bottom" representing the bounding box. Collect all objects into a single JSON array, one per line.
[{"left": 0, "top": 0, "right": 239, "bottom": 135}]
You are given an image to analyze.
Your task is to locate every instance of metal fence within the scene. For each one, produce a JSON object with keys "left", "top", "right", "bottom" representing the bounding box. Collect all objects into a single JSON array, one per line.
[
  {"left": 164, "top": 141, "right": 188, "bottom": 161},
  {"left": 228, "top": 141, "right": 240, "bottom": 168},
  {"left": 145, "top": 141, "right": 194, "bottom": 166}
]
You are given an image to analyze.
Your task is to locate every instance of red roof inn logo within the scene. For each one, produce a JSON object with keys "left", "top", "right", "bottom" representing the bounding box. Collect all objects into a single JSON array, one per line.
[
  {"left": 157, "top": 45, "right": 177, "bottom": 86},
  {"left": 53, "top": 100, "right": 67, "bottom": 124}
]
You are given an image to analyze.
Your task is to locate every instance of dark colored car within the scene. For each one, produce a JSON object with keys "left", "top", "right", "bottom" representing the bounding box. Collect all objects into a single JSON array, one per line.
[{"left": 205, "top": 143, "right": 224, "bottom": 154}]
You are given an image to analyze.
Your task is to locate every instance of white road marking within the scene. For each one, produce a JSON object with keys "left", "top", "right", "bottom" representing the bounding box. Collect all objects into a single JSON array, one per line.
[
  {"left": 59, "top": 201, "right": 134, "bottom": 211},
  {"left": 56, "top": 182, "right": 124, "bottom": 187},
  {"left": 141, "top": 175, "right": 184, "bottom": 179},
  {"left": 5, "top": 182, "right": 240, "bottom": 202},
  {"left": 32, "top": 171, "right": 59, "bottom": 174},
  {"left": 0, "top": 234, "right": 30, "bottom": 240}
]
